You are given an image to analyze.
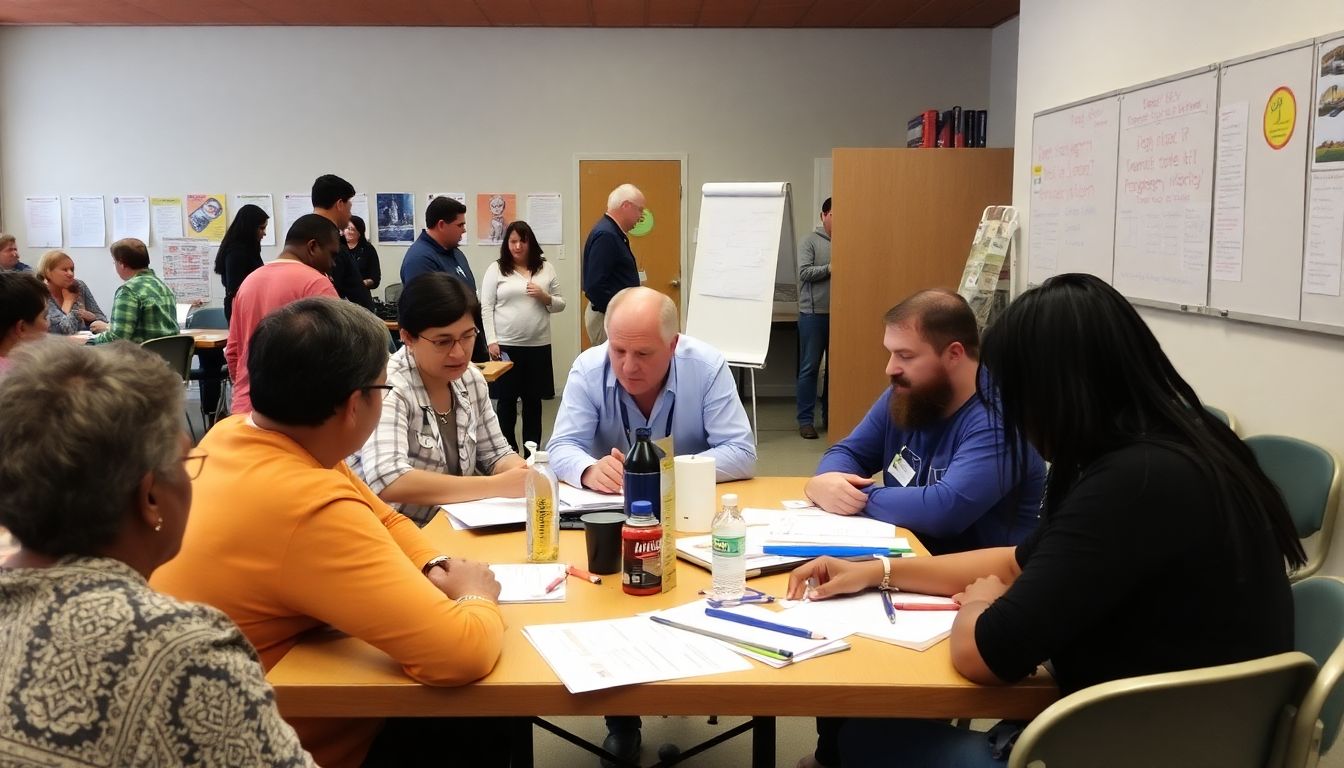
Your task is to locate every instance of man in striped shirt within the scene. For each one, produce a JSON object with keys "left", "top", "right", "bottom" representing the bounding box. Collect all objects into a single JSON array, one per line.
[{"left": 90, "top": 238, "right": 178, "bottom": 345}]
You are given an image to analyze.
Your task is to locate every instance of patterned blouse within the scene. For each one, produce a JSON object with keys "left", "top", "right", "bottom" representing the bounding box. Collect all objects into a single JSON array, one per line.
[
  {"left": 0, "top": 556, "right": 314, "bottom": 767},
  {"left": 45, "top": 279, "right": 108, "bottom": 335}
]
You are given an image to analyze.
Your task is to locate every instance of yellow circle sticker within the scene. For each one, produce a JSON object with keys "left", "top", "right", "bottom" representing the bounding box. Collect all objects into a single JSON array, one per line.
[{"left": 1263, "top": 86, "right": 1296, "bottom": 150}]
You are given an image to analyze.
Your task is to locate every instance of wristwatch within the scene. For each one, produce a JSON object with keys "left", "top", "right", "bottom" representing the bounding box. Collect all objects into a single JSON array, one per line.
[
  {"left": 422, "top": 555, "right": 451, "bottom": 576},
  {"left": 877, "top": 554, "right": 892, "bottom": 592}
]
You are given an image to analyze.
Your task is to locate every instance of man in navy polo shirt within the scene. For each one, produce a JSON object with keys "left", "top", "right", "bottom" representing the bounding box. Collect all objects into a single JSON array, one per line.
[
  {"left": 400, "top": 196, "right": 487, "bottom": 361},
  {"left": 581, "top": 184, "right": 644, "bottom": 345}
]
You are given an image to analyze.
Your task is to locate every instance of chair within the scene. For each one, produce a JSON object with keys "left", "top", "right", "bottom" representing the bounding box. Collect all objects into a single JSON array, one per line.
[
  {"left": 1286, "top": 577, "right": 1344, "bottom": 768},
  {"left": 1007, "top": 652, "right": 1317, "bottom": 768},
  {"left": 1206, "top": 404, "right": 1239, "bottom": 434},
  {"left": 1246, "top": 435, "right": 1341, "bottom": 581},
  {"left": 185, "top": 307, "right": 230, "bottom": 427},
  {"left": 142, "top": 334, "right": 200, "bottom": 442},
  {"left": 385, "top": 282, "right": 402, "bottom": 303}
]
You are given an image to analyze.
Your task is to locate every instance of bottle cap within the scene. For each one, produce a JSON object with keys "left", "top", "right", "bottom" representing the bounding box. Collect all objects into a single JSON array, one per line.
[
  {"left": 533, "top": 450, "right": 548, "bottom": 463},
  {"left": 635, "top": 427, "right": 652, "bottom": 439},
  {"left": 721, "top": 493, "right": 739, "bottom": 506},
  {"left": 631, "top": 500, "right": 654, "bottom": 518}
]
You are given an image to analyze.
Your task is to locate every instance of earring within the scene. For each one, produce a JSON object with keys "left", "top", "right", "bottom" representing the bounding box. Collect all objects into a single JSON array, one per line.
[{"left": 153, "top": 518, "right": 163, "bottom": 532}]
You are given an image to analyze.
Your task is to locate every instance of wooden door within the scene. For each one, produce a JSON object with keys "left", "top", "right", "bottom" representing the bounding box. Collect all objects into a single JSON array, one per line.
[{"left": 578, "top": 159, "right": 682, "bottom": 348}]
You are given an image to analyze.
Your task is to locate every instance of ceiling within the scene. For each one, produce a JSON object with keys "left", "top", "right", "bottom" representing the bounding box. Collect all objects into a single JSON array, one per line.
[{"left": 0, "top": 0, "right": 1018, "bottom": 28}]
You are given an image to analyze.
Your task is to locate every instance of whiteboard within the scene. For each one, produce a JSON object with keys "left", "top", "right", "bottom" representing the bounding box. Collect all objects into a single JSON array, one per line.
[
  {"left": 685, "top": 182, "right": 794, "bottom": 367},
  {"left": 1209, "top": 43, "right": 1313, "bottom": 320},
  {"left": 1113, "top": 69, "right": 1219, "bottom": 306},
  {"left": 1028, "top": 96, "right": 1121, "bottom": 285},
  {"left": 1301, "top": 33, "right": 1344, "bottom": 328}
]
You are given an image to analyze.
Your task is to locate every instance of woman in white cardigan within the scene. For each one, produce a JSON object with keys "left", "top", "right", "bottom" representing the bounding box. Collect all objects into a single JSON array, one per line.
[{"left": 479, "top": 220, "right": 565, "bottom": 453}]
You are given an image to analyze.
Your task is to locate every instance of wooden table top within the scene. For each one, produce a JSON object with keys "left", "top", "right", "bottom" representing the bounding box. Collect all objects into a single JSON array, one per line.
[
  {"left": 265, "top": 477, "right": 1057, "bottom": 720},
  {"left": 475, "top": 360, "right": 512, "bottom": 383},
  {"left": 180, "top": 328, "right": 226, "bottom": 350}
]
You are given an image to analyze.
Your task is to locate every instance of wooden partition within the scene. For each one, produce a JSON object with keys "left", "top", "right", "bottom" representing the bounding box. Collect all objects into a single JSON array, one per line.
[{"left": 829, "top": 148, "right": 1013, "bottom": 441}]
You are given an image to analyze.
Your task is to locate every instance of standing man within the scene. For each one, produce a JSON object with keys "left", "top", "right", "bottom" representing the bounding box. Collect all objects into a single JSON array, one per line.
[
  {"left": 796, "top": 197, "right": 831, "bottom": 439},
  {"left": 225, "top": 214, "right": 340, "bottom": 414},
  {"left": 400, "top": 196, "right": 487, "bottom": 362},
  {"left": 312, "top": 173, "right": 375, "bottom": 312},
  {"left": 0, "top": 234, "right": 31, "bottom": 273},
  {"left": 581, "top": 184, "right": 644, "bottom": 345}
]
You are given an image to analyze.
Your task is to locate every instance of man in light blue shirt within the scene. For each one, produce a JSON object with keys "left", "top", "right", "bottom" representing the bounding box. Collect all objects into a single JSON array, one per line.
[{"left": 548, "top": 286, "right": 756, "bottom": 493}]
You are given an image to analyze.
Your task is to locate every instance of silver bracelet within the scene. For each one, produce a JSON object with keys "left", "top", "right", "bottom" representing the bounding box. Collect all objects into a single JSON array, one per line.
[{"left": 455, "top": 594, "right": 494, "bottom": 605}]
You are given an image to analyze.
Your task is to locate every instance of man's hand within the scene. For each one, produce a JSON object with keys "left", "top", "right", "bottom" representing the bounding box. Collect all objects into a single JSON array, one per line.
[
  {"left": 785, "top": 556, "right": 882, "bottom": 600},
  {"left": 427, "top": 558, "right": 502, "bottom": 602},
  {"left": 581, "top": 448, "right": 626, "bottom": 493},
  {"left": 804, "top": 472, "right": 873, "bottom": 516},
  {"left": 492, "top": 466, "right": 531, "bottom": 498}
]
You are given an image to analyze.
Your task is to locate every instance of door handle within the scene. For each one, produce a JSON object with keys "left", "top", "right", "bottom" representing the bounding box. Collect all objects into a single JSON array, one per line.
[{"left": 670, "top": 279, "right": 680, "bottom": 287}]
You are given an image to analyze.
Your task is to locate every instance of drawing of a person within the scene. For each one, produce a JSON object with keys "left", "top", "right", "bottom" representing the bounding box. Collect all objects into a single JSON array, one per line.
[{"left": 488, "top": 195, "right": 507, "bottom": 243}]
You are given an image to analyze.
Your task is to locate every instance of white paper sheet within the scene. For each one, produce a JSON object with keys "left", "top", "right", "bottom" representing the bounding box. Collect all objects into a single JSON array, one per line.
[
  {"left": 522, "top": 616, "right": 751, "bottom": 693},
  {"left": 766, "top": 511, "right": 906, "bottom": 547},
  {"left": 488, "top": 563, "right": 566, "bottom": 603},
  {"left": 776, "top": 592, "right": 956, "bottom": 651},
  {"left": 68, "top": 195, "right": 105, "bottom": 248},
  {"left": 232, "top": 193, "right": 276, "bottom": 246},
  {"left": 350, "top": 193, "right": 370, "bottom": 226},
  {"left": 443, "top": 485, "right": 622, "bottom": 528},
  {"left": 526, "top": 193, "right": 563, "bottom": 244},
  {"left": 24, "top": 195, "right": 62, "bottom": 248},
  {"left": 557, "top": 485, "right": 623, "bottom": 510},
  {"left": 283, "top": 193, "right": 312, "bottom": 232},
  {"left": 111, "top": 195, "right": 150, "bottom": 243},
  {"left": 1305, "top": 170, "right": 1344, "bottom": 297},
  {"left": 1212, "top": 101, "right": 1248, "bottom": 282},
  {"left": 151, "top": 197, "right": 184, "bottom": 241},
  {"left": 651, "top": 600, "right": 849, "bottom": 668}
]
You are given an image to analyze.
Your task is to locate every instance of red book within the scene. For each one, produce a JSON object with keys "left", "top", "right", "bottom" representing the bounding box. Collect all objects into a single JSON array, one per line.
[{"left": 921, "top": 110, "right": 937, "bottom": 148}]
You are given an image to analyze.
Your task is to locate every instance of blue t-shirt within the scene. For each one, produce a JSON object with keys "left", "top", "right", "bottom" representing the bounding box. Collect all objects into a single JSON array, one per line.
[{"left": 817, "top": 384, "right": 1045, "bottom": 555}]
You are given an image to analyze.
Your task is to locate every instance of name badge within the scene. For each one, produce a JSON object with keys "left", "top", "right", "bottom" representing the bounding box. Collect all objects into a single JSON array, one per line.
[
  {"left": 888, "top": 449, "right": 916, "bottom": 487},
  {"left": 638, "top": 270, "right": 648, "bottom": 284}
]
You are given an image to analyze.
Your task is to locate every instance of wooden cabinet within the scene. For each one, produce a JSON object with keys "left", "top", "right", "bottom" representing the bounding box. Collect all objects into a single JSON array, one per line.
[{"left": 828, "top": 148, "right": 1013, "bottom": 441}]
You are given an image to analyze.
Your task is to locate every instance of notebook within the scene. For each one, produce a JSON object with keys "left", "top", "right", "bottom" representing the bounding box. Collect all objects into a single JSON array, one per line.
[{"left": 775, "top": 592, "right": 957, "bottom": 652}]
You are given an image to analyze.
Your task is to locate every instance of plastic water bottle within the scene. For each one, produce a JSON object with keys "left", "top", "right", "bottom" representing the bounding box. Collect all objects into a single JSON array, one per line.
[
  {"left": 711, "top": 493, "right": 746, "bottom": 601},
  {"left": 526, "top": 450, "right": 559, "bottom": 562}
]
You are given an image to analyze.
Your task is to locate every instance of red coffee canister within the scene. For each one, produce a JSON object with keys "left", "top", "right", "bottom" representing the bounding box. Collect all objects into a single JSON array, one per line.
[{"left": 622, "top": 500, "right": 662, "bottom": 596}]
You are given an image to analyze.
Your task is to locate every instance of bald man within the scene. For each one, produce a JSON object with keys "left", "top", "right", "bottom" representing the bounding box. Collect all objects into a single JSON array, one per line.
[
  {"left": 581, "top": 184, "right": 645, "bottom": 345},
  {"left": 547, "top": 286, "right": 756, "bottom": 493}
]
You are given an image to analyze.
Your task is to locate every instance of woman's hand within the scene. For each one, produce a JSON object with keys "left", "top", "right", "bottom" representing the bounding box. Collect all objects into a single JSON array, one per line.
[
  {"left": 76, "top": 308, "right": 95, "bottom": 322},
  {"left": 89, "top": 320, "right": 109, "bottom": 333},
  {"left": 954, "top": 575, "right": 1010, "bottom": 609},
  {"left": 525, "top": 282, "right": 551, "bottom": 305},
  {"left": 488, "top": 343, "right": 502, "bottom": 360},
  {"left": 786, "top": 556, "right": 883, "bottom": 600}
]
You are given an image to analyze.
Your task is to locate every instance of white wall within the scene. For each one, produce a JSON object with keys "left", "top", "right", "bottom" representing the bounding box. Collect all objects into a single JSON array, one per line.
[
  {"left": 0, "top": 25, "right": 992, "bottom": 387},
  {"left": 988, "top": 16, "right": 1018, "bottom": 148},
  {"left": 1014, "top": 1, "right": 1344, "bottom": 577}
]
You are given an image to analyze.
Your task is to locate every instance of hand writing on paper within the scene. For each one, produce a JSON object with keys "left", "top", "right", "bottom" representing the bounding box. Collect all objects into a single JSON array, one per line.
[
  {"left": 581, "top": 448, "right": 626, "bottom": 493},
  {"left": 804, "top": 472, "right": 873, "bottom": 516},
  {"left": 954, "top": 575, "right": 1009, "bottom": 610},
  {"left": 785, "top": 556, "right": 883, "bottom": 601},
  {"left": 427, "top": 558, "right": 502, "bottom": 603}
]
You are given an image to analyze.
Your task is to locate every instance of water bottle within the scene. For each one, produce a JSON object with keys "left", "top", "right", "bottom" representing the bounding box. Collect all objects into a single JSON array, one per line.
[
  {"left": 526, "top": 450, "right": 559, "bottom": 562},
  {"left": 624, "top": 427, "right": 664, "bottom": 520},
  {"left": 711, "top": 493, "right": 746, "bottom": 601}
]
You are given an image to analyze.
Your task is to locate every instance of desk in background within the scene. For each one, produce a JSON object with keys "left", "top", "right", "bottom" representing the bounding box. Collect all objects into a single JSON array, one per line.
[{"left": 266, "top": 477, "right": 1057, "bottom": 765}]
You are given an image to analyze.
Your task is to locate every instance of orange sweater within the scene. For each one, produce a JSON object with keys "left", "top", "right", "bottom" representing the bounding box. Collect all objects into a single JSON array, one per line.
[{"left": 151, "top": 416, "right": 505, "bottom": 768}]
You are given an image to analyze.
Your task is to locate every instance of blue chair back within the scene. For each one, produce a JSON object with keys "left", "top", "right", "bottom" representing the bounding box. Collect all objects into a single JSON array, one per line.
[
  {"left": 1246, "top": 435, "right": 1341, "bottom": 579},
  {"left": 186, "top": 306, "right": 228, "bottom": 330},
  {"left": 1292, "top": 577, "right": 1344, "bottom": 757}
]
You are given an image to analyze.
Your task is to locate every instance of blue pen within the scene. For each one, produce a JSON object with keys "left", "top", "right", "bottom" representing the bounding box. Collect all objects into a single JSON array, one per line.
[
  {"left": 762, "top": 545, "right": 914, "bottom": 557},
  {"left": 881, "top": 590, "right": 897, "bottom": 624},
  {"left": 704, "top": 607, "right": 826, "bottom": 640}
]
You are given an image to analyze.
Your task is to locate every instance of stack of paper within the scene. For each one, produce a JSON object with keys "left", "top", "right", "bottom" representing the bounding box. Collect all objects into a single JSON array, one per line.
[
  {"left": 488, "top": 563, "right": 567, "bottom": 603},
  {"left": 442, "top": 485, "right": 623, "bottom": 529},
  {"left": 650, "top": 600, "right": 849, "bottom": 668},
  {"left": 775, "top": 592, "right": 958, "bottom": 652},
  {"left": 675, "top": 527, "right": 808, "bottom": 576},
  {"left": 522, "top": 616, "right": 751, "bottom": 693},
  {"left": 765, "top": 511, "right": 906, "bottom": 547}
]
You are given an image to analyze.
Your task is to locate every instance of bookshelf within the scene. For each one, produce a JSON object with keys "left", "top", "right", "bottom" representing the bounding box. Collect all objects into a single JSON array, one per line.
[{"left": 828, "top": 148, "right": 1014, "bottom": 441}]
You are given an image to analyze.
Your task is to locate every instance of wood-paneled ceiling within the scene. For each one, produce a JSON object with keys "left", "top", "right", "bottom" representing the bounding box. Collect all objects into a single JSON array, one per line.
[{"left": 0, "top": 0, "right": 1019, "bottom": 28}]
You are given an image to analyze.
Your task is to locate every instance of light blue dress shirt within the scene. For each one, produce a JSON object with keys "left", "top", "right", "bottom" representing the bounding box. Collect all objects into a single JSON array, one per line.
[{"left": 547, "top": 334, "right": 757, "bottom": 487}]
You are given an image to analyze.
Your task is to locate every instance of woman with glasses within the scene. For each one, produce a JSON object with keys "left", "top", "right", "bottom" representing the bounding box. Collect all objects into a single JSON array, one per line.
[
  {"left": 352, "top": 272, "right": 528, "bottom": 526},
  {"left": 0, "top": 341, "right": 312, "bottom": 766}
]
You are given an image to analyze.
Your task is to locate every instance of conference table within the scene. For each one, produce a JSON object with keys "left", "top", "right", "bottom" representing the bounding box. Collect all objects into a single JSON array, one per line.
[{"left": 265, "top": 477, "right": 1058, "bottom": 766}]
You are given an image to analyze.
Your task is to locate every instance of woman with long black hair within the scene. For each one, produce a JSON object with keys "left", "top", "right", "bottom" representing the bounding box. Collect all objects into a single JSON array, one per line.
[
  {"left": 213, "top": 204, "right": 269, "bottom": 323},
  {"left": 789, "top": 273, "right": 1304, "bottom": 768}
]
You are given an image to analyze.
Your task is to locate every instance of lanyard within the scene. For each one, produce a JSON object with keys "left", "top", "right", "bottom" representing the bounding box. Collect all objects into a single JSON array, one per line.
[{"left": 619, "top": 395, "right": 675, "bottom": 451}]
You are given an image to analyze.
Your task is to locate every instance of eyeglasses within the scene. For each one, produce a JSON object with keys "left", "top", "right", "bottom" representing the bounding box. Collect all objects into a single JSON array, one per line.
[
  {"left": 359, "top": 384, "right": 395, "bottom": 398},
  {"left": 183, "top": 451, "right": 208, "bottom": 480},
  {"left": 424, "top": 330, "right": 478, "bottom": 354}
]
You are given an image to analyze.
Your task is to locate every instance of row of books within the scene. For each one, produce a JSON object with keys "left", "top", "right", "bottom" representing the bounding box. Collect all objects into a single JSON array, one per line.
[{"left": 906, "top": 108, "right": 988, "bottom": 148}]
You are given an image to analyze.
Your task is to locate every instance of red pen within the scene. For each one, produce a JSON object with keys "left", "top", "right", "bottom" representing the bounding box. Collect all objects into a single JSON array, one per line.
[
  {"left": 893, "top": 602, "right": 960, "bottom": 611},
  {"left": 566, "top": 564, "right": 602, "bottom": 585},
  {"left": 544, "top": 574, "right": 566, "bottom": 593}
]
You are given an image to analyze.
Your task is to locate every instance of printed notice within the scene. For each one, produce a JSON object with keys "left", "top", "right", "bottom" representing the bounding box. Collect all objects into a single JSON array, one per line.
[
  {"left": 1304, "top": 170, "right": 1344, "bottom": 296},
  {"left": 68, "top": 195, "right": 106, "bottom": 248},
  {"left": 161, "top": 238, "right": 212, "bottom": 302},
  {"left": 527, "top": 193, "right": 563, "bottom": 244},
  {"left": 283, "top": 193, "right": 312, "bottom": 231},
  {"left": 151, "top": 197, "right": 184, "bottom": 241},
  {"left": 1212, "top": 102, "right": 1249, "bottom": 282},
  {"left": 111, "top": 195, "right": 150, "bottom": 243},
  {"left": 24, "top": 195, "right": 62, "bottom": 248}
]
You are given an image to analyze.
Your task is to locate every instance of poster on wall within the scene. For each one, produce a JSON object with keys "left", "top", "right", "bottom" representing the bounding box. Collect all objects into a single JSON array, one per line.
[
  {"left": 476, "top": 193, "right": 516, "bottom": 246},
  {"left": 376, "top": 193, "right": 415, "bottom": 244},
  {"left": 184, "top": 193, "right": 227, "bottom": 242},
  {"left": 527, "top": 193, "right": 563, "bottom": 244},
  {"left": 67, "top": 195, "right": 106, "bottom": 248},
  {"left": 1314, "top": 36, "right": 1344, "bottom": 168},
  {"left": 160, "top": 238, "right": 212, "bottom": 302},
  {"left": 24, "top": 195, "right": 62, "bottom": 248},
  {"left": 111, "top": 195, "right": 150, "bottom": 243},
  {"left": 231, "top": 193, "right": 276, "bottom": 247},
  {"left": 151, "top": 197, "right": 184, "bottom": 241},
  {"left": 282, "top": 193, "right": 312, "bottom": 233}
]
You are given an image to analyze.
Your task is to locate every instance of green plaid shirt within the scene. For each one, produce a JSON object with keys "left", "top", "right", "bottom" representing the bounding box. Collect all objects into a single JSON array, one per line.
[{"left": 91, "top": 269, "right": 179, "bottom": 345}]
